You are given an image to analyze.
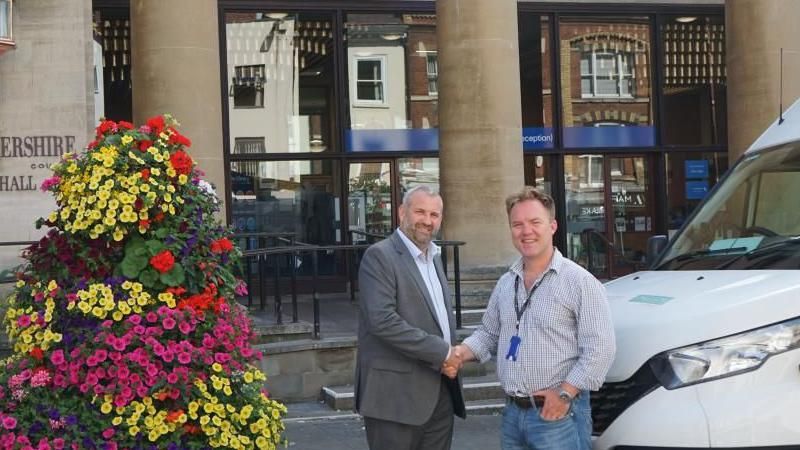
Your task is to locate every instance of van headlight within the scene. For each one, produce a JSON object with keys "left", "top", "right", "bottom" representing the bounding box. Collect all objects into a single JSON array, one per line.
[{"left": 649, "top": 317, "right": 800, "bottom": 389}]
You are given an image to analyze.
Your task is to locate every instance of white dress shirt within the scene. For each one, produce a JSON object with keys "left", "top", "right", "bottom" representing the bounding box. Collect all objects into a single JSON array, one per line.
[{"left": 397, "top": 229, "right": 451, "bottom": 344}]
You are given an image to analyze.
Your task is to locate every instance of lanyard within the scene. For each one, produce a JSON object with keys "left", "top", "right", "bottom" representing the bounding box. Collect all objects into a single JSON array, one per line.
[{"left": 513, "top": 271, "right": 549, "bottom": 332}]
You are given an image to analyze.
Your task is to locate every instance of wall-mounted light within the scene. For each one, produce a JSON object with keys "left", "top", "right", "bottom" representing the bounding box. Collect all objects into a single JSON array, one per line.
[{"left": 675, "top": 16, "right": 698, "bottom": 24}]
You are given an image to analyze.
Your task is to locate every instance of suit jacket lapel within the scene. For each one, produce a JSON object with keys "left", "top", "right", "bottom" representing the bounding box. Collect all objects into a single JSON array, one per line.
[
  {"left": 390, "top": 231, "right": 445, "bottom": 337},
  {"left": 433, "top": 255, "right": 456, "bottom": 340}
]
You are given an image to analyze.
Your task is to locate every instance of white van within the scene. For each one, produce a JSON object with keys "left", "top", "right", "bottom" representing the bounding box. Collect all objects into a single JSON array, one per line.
[{"left": 593, "top": 101, "right": 800, "bottom": 449}]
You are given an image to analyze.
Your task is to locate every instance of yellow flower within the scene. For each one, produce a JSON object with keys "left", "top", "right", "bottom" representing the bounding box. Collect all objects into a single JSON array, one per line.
[{"left": 121, "top": 135, "right": 133, "bottom": 145}]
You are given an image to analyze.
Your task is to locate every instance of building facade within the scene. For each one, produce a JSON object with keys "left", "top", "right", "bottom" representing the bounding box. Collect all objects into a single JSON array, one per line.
[{"left": 3, "top": 0, "right": 781, "bottom": 284}]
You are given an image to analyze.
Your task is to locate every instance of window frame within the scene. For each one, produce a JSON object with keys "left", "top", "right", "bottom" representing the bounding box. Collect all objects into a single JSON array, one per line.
[
  {"left": 426, "top": 52, "right": 438, "bottom": 97},
  {"left": 580, "top": 49, "right": 634, "bottom": 99},
  {"left": 231, "top": 64, "right": 266, "bottom": 109},
  {"left": 0, "top": 0, "right": 13, "bottom": 45},
  {"left": 353, "top": 55, "right": 388, "bottom": 106}
]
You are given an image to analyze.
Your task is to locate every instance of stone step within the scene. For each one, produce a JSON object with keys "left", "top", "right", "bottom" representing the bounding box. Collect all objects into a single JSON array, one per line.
[
  {"left": 322, "top": 373, "right": 503, "bottom": 412},
  {"left": 459, "top": 308, "right": 486, "bottom": 327}
]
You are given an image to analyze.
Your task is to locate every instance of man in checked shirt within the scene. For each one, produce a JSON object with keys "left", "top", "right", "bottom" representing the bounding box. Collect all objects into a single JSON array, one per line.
[{"left": 447, "top": 186, "right": 615, "bottom": 450}]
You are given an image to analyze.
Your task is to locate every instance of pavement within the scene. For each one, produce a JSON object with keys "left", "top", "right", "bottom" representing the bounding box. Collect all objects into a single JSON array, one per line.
[
  {"left": 283, "top": 401, "right": 503, "bottom": 450},
  {"left": 245, "top": 290, "right": 506, "bottom": 449}
]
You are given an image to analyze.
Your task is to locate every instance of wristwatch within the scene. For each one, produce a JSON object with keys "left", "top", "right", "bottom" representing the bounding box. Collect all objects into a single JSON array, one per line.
[{"left": 558, "top": 389, "right": 574, "bottom": 403}]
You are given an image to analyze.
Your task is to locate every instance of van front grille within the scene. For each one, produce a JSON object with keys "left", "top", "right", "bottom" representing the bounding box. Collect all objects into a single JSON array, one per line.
[{"left": 591, "top": 363, "right": 660, "bottom": 434}]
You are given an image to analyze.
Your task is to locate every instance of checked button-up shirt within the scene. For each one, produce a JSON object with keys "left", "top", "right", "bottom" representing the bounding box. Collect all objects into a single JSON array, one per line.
[{"left": 462, "top": 249, "right": 615, "bottom": 397}]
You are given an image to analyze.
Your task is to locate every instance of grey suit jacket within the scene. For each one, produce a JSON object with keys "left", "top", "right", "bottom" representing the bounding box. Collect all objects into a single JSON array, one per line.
[{"left": 354, "top": 230, "right": 466, "bottom": 425}]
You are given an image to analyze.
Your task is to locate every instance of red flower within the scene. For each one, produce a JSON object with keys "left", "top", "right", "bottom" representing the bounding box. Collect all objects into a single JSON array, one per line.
[
  {"left": 138, "top": 140, "right": 153, "bottom": 152},
  {"left": 153, "top": 212, "right": 165, "bottom": 223},
  {"left": 95, "top": 120, "right": 117, "bottom": 137},
  {"left": 29, "top": 347, "right": 44, "bottom": 360},
  {"left": 141, "top": 169, "right": 150, "bottom": 181},
  {"left": 167, "top": 127, "right": 192, "bottom": 147},
  {"left": 149, "top": 250, "right": 175, "bottom": 274},
  {"left": 146, "top": 116, "right": 165, "bottom": 135},
  {"left": 134, "top": 198, "right": 144, "bottom": 211},
  {"left": 118, "top": 121, "right": 134, "bottom": 130},
  {"left": 138, "top": 219, "right": 150, "bottom": 230},
  {"left": 210, "top": 238, "right": 233, "bottom": 254},
  {"left": 169, "top": 150, "right": 193, "bottom": 175}
]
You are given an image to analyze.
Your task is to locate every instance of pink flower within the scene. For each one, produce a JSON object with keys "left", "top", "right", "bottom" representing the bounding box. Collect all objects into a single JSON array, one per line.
[
  {"left": 128, "top": 314, "right": 142, "bottom": 325},
  {"left": 177, "top": 353, "right": 191, "bottom": 365},
  {"left": 2, "top": 416, "right": 17, "bottom": 429},
  {"left": 167, "top": 373, "right": 178, "bottom": 384},
  {"left": 162, "top": 317, "right": 176, "bottom": 330},
  {"left": 178, "top": 322, "right": 192, "bottom": 334},
  {"left": 146, "top": 312, "right": 158, "bottom": 323},
  {"left": 50, "top": 349, "right": 65, "bottom": 366},
  {"left": 52, "top": 438, "right": 65, "bottom": 450},
  {"left": 102, "top": 428, "right": 115, "bottom": 439},
  {"left": 234, "top": 280, "right": 249, "bottom": 296},
  {"left": 16, "top": 315, "right": 30, "bottom": 328}
]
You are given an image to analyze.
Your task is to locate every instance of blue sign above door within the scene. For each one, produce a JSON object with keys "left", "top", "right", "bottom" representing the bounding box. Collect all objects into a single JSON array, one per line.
[{"left": 345, "top": 127, "right": 556, "bottom": 152}]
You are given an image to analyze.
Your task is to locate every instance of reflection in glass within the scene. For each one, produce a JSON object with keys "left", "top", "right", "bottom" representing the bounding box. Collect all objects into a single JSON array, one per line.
[
  {"left": 609, "top": 156, "right": 653, "bottom": 273},
  {"left": 564, "top": 154, "right": 606, "bottom": 274},
  {"left": 348, "top": 163, "right": 392, "bottom": 242},
  {"left": 345, "top": 14, "right": 439, "bottom": 151},
  {"left": 398, "top": 158, "right": 439, "bottom": 199},
  {"left": 225, "top": 12, "right": 334, "bottom": 153},
  {"left": 524, "top": 155, "right": 553, "bottom": 195},
  {"left": 666, "top": 152, "right": 728, "bottom": 234},
  {"left": 559, "top": 17, "right": 654, "bottom": 148},
  {"left": 519, "top": 14, "right": 555, "bottom": 150},
  {"left": 661, "top": 16, "right": 727, "bottom": 145},
  {"left": 230, "top": 160, "right": 341, "bottom": 246},
  {"left": 0, "top": 0, "right": 10, "bottom": 40}
]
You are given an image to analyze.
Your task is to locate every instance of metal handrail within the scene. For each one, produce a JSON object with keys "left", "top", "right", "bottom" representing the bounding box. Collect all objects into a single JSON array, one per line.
[{"left": 238, "top": 239, "right": 467, "bottom": 339}]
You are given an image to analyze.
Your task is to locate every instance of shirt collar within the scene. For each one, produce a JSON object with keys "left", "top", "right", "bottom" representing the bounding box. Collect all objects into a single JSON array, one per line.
[
  {"left": 509, "top": 247, "right": 564, "bottom": 278},
  {"left": 397, "top": 228, "right": 440, "bottom": 261}
]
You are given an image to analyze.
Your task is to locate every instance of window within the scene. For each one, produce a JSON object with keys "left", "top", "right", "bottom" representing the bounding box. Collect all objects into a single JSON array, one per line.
[
  {"left": 0, "top": 0, "right": 12, "bottom": 42},
  {"left": 581, "top": 50, "right": 634, "bottom": 97},
  {"left": 232, "top": 65, "right": 265, "bottom": 108},
  {"left": 355, "top": 56, "right": 386, "bottom": 103},
  {"left": 426, "top": 53, "right": 438, "bottom": 96}
]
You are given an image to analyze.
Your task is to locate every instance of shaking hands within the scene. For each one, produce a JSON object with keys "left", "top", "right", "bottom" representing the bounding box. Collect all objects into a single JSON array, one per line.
[{"left": 441, "top": 344, "right": 475, "bottom": 379}]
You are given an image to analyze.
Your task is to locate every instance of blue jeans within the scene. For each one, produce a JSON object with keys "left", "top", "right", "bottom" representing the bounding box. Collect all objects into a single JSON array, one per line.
[{"left": 501, "top": 391, "right": 592, "bottom": 450}]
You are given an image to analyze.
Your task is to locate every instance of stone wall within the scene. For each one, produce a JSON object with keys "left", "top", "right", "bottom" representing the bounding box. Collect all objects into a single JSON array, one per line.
[
  {"left": 0, "top": 0, "right": 95, "bottom": 274},
  {"left": 254, "top": 337, "right": 357, "bottom": 403}
]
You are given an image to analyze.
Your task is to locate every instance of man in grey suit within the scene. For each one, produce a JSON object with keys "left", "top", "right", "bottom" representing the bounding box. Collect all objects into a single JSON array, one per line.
[{"left": 355, "top": 186, "right": 466, "bottom": 450}]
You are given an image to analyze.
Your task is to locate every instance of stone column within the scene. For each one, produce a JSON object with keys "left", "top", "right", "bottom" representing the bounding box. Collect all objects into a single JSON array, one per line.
[
  {"left": 727, "top": 0, "right": 800, "bottom": 160},
  {"left": 130, "top": 0, "right": 226, "bottom": 220},
  {"left": 436, "top": 0, "right": 524, "bottom": 273}
]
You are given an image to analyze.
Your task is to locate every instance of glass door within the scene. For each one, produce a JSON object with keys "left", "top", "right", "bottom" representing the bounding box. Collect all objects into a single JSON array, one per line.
[
  {"left": 607, "top": 155, "right": 655, "bottom": 277},
  {"left": 347, "top": 161, "right": 393, "bottom": 244},
  {"left": 564, "top": 154, "right": 655, "bottom": 279}
]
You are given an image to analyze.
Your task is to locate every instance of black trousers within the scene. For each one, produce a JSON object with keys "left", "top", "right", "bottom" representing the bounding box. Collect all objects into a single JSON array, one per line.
[{"left": 364, "top": 379, "right": 455, "bottom": 450}]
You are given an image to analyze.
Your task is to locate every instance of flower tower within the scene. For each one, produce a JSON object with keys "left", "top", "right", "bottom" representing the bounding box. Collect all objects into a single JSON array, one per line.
[{"left": 0, "top": 116, "right": 286, "bottom": 449}]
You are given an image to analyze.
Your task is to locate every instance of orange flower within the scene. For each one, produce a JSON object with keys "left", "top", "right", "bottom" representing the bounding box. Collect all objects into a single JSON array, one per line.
[{"left": 166, "top": 409, "right": 184, "bottom": 423}]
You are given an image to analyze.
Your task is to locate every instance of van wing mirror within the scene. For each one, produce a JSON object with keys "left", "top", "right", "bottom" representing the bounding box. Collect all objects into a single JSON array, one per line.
[{"left": 646, "top": 235, "right": 668, "bottom": 267}]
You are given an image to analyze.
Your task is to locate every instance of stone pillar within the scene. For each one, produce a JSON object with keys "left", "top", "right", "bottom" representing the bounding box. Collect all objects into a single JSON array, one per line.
[
  {"left": 436, "top": 0, "right": 524, "bottom": 272},
  {"left": 130, "top": 0, "right": 226, "bottom": 221},
  {"left": 727, "top": 0, "right": 800, "bottom": 160}
]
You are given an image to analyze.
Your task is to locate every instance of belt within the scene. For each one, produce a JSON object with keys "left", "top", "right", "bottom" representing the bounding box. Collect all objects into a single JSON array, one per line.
[{"left": 506, "top": 395, "right": 545, "bottom": 409}]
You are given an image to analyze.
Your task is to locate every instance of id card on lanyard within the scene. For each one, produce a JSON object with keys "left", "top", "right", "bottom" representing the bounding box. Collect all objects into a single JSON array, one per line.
[{"left": 505, "top": 273, "right": 549, "bottom": 362}]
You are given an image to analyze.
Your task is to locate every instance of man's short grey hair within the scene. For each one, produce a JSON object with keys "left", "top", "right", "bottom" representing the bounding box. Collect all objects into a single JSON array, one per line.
[{"left": 402, "top": 185, "right": 440, "bottom": 205}]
